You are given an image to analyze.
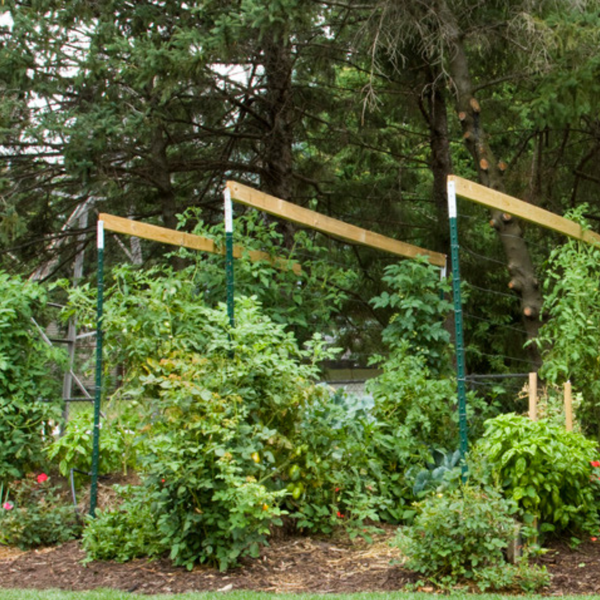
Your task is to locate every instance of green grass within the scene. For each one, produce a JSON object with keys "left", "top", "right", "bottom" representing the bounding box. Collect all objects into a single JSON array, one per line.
[{"left": 0, "top": 592, "right": 587, "bottom": 600}]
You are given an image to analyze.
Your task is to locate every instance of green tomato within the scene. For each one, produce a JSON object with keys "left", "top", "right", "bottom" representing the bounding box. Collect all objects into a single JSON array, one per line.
[
  {"left": 292, "top": 483, "right": 304, "bottom": 499},
  {"left": 288, "top": 464, "right": 301, "bottom": 482}
]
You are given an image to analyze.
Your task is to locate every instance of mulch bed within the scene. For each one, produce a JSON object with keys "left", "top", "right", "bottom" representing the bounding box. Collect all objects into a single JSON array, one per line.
[{"left": 1, "top": 531, "right": 600, "bottom": 595}]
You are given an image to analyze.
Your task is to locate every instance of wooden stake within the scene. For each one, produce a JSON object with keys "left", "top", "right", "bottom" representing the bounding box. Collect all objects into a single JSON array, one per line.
[
  {"left": 564, "top": 381, "right": 573, "bottom": 431},
  {"left": 528, "top": 372, "right": 537, "bottom": 421}
]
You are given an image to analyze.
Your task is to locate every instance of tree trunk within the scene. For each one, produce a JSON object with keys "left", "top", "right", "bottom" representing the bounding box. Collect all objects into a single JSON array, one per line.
[
  {"left": 260, "top": 32, "right": 296, "bottom": 246},
  {"left": 438, "top": 0, "right": 543, "bottom": 366},
  {"left": 150, "top": 126, "right": 185, "bottom": 269},
  {"left": 419, "top": 68, "right": 453, "bottom": 256}
]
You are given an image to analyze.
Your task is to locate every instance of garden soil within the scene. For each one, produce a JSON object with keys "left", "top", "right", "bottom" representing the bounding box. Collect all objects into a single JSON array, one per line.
[{"left": 1, "top": 529, "right": 600, "bottom": 595}]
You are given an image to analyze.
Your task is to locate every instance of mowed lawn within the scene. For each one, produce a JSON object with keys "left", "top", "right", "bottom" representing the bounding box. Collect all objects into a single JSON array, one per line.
[{"left": 0, "top": 591, "right": 590, "bottom": 600}]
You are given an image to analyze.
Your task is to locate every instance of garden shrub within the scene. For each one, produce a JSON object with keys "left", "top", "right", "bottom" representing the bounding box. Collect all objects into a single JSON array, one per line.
[
  {"left": 77, "top": 289, "right": 336, "bottom": 570},
  {"left": 395, "top": 484, "right": 549, "bottom": 591},
  {"left": 287, "top": 388, "right": 390, "bottom": 536},
  {"left": 531, "top": 216, "right": 600, "bottom": 439},
  {"left": 475, "top": 413, "right": 600, "bottom": 534},
  {"left": 82, "top": 485, "right": 165, "bottom": 562},
  {"left": 0, "top": 473, "right": 81, "bottom": 549},
  {"left": 0, "top": 272, "right": 65, "bottom": 485},
  {"left": 47, "top": 408, "right": 142, "bottom": 485},
  {"left": 365, "top": 259, "right": 493, "bottom": 517}
]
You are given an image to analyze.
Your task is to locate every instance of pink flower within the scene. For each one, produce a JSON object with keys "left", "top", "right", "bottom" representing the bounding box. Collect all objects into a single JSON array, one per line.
[
  {"left": 36, "top": 473, "right": 49, "bottom": 484},
  {"left": 3, "top": 502, "right": 13, "bottom": 510}
]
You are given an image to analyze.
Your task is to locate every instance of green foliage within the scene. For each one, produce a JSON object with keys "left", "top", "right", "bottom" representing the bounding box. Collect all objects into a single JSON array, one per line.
[
  {"left": 46, "top": 409, "right": 141, "bottom": 485},
  {"left": 82, "top": 485, "right": 165, "bottom": 563},
  {"left": 395, "top": 484, "right": 549, "bottom": 591},
  {"left": 368, "top": 259, "right": 458, "bottom": 461},
  {"left": 287, "top": 388, "right": 390, "bottom": 536},
  {"left": 366, "top": 260, "right": 493, "bottom": 481},
  {"left": 475, "top": 413, "right": 600, "bottom": 534},
  {"left": 177, "top": 211, "right": 355, "bottom": 342},
  {"left": 522, "top": 10, "right": 600, "bottom": 129},
  {"left": 368, "top": 347, "right": 459, "bottom": 463},
  {"left": 77, "top": 279, "right": 337, "bottom": 570},
  {"left": 406, "top": 449, "right": 462, "bottom": 499},
  {"left": 533, "top": 212, "right": 600, "bottom": 437},
  {"left": 371, "top": 257, "right": 452, "bottom": 375},
  {"left": 0, "top": 272, "right": 65, "bottom": 485},
  {"left": 0, "top": 473, "right": 81, "bottom": 549}
]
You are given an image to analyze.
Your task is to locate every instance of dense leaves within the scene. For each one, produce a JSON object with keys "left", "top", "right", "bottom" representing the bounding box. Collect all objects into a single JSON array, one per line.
[
  {"left": 475, "top": 413, "right": 600, "bottom": 534},
  {"left": 0, "top": 272, "right": 64, "bottom": 485}
]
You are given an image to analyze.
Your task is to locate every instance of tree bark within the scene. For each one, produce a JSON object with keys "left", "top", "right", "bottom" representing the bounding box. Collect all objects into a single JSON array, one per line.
[
  {"left": 438, "top": 0, "right": 543, "bottom": 366},
  {"left": 419, "top": 67, "right": 453, "bottom": 256},
  {"left": 150, "top": 126, "right": 185, "bottom": 270},
  {"left": 260, "top": 32, "right": 296, "bottom": 246}
]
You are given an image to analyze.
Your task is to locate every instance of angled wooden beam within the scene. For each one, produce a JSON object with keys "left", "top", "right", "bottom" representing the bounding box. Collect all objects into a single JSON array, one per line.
[
  {"left": 98, "top": 213, "right": 301, "bottom": 274},
  {"left": 225, "top": 181, "right": 447, "bottom": 268},
  {"left": 449, "top": 175, "right": 600, "bottom": 246}
]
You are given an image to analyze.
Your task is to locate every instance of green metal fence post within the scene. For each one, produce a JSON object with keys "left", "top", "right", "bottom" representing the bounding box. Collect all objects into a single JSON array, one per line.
[
  {"left": 89, "top": 219, "right": 105, "bottom": 517},
  {"left": 224, "top": 187, "right": 235, "bottom": 328},
  {"left": 447, "top": 178, "right": 469, "bottom": 460}
]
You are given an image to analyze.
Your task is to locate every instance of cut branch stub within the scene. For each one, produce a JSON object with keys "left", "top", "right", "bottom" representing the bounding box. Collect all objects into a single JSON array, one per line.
[
  {"left": 502, "top": 212, "right": 513, "bottom": 223},
  {"left": 508, "top": 279, "right": 522, "bottom": 292},
  {"left": 523, "top": 306, "right": 538, "bottom": 318},
  {"left": 479, "top": 158, "right": 489, "bottom": 171},
  {"left": 498, "top": 161, "right": 507, "bottom": 172},
  {"left": 489, "top": 217, "right": 501, "bottom": 230},
  {"left": 458, "top": 111, "right": 467, "bottom": 121},
  {"left": 469, "top": 97, "right": 481, "bottom": 113}
]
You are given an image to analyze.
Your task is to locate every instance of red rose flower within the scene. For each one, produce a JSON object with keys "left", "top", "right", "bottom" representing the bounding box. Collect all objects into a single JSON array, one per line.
[{"left": 36, "top": 473, "right": 49, "bottom": 484}]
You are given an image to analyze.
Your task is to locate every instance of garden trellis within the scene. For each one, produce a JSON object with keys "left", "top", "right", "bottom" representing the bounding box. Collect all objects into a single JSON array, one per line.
[
  {"left": 447, "top": 174, "right": 600, "bottom": 442},
  {"left": 90, "top": 185, "right": 447, "bottom": 515}
]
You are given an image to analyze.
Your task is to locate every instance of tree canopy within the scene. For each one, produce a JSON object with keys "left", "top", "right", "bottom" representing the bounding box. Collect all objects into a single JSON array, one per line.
[{"left": 2, "top": 0, "right": 600, "bottom": 373}]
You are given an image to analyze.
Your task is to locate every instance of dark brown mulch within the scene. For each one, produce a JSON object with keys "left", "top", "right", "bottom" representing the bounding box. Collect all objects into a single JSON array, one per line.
[
  {"left": 0, "top": 530, "right": 418, "bottom": 595},
  {"left": 536, "top": 538, "right": 600, "bottom": 595},
  {"left": 2, "top": 533, "right": 600, "bottom": 595}
]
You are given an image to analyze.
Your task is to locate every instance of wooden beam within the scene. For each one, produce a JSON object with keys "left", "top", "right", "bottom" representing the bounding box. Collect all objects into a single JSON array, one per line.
[
  {"left": 225, "top": 181, "right": 447, "bottom": 268},
  {"left": 449, "top": 175, "right": 600, "bottom": 245},
  {"left": 98, "top": 213, "right": 301, "bottom": 274}
]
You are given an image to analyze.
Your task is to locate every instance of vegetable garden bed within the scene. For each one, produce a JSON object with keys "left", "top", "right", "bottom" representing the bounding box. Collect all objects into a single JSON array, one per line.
[{"left": 0, "top": 532, "right": 599, "bottom": 595}]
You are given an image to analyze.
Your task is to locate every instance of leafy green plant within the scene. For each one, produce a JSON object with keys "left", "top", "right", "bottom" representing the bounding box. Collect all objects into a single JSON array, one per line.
[
  {"left": 395, "top": 484, "right": 549, "bottom": 591},
  {"left": 0, "top": 473, "right": 81, "bottom": 549},
  {"left": 365, "top": 259, "right": 498, "bottom": 518},
  {"left": 47, "top": 409, "right": 142, "bottom": 485},
  {"left": 287, "top": 388, "right": 389, "bottom": 537},
  {"left": 475, "top": 413, "right": 600, "bottom": 534},
  {"left": 405, "top": 449, "right": 462, "bottom": 499},
  {"left": 76, "top": 285, "right": 337, "bottom": 570},
  {"left": 532, "top": 209, "right": 600, "bottom": 438},
  {"left": 0, "top": 272, "right": 65, "bottom": 485},
  {"left": 82, "top": 485, "right": 165, "bottom": 563},
  {"left": 177, "top": 210, "right": 356, "bottom": 343},
  {"left": 370, "top": 257, "right": 452, "bottom": 375}
]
